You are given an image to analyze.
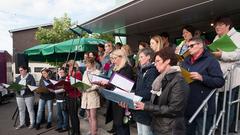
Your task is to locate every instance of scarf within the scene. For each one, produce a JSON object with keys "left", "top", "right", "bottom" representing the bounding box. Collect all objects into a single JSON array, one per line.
[
  {"left": 18, "top": 73, "right": 29, "bottom": 95},
  {"left": 151, "top": 66, "right": 180, "bottom": 96}
]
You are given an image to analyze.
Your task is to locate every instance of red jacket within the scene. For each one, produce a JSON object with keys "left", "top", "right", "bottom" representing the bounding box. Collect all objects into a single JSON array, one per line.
[{"left": 65, "top": 71, "right": 82, "bottom": 98}]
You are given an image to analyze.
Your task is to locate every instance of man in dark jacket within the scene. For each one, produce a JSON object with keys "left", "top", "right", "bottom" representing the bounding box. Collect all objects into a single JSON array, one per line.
[{"left": 182, "top": 37, "right": 225, "bottom": 135}]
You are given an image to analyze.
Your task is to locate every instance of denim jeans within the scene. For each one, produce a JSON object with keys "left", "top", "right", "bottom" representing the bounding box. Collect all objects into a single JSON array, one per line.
[
  {"left": 186, "top": 115, "right": 213, "bottom": 135},
  {"left": 36, "top": 99, "right": 53, "bottom": 124},
  {"left": 56, "top": 101, "right": 68, "bottom": 129},
  {"left": 16, "top": 96, "right": 35, "bottom": 126},
  {"left": 136, "top": 122, "right": 153, "bottom": 135}
]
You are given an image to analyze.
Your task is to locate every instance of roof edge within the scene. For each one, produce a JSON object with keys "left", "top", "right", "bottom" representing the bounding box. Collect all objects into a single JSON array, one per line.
[{"left": 9, "top": 23, "right": 52, "bottom": 33}]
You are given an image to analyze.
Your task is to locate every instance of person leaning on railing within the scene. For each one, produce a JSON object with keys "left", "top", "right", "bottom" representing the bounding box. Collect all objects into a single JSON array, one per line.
[
  {"left": 134, "top": 47, "right": 190, "bottom": 135},
  {"left": 182, "top": 37, "right": 225, "bottom": 135}
]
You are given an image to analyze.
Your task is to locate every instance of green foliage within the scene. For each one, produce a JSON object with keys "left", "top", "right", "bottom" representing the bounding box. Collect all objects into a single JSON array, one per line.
[
  {"left": 90, "top": 33, "right": 115, "bottom": 43},
  {"left": 35, "top": 13, "right": 76, "bottom": 44}
]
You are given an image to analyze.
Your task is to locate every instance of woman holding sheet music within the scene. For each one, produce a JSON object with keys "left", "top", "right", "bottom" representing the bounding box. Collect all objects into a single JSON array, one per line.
[
  {"left": 135, "top": 47, "right": 190, "bottom": 135},
  {"left": 35, "top": 68, "right": 55, "bottom": 130},
  {"left": 65, "top": 60, "right": 82, "bottom": 135},
  {"left": 15, "top": 65, "right": 36, "bottom": 130},
  {"left": 175, "top": 25, "right": 195, "bottom": 55},
  {"left": 131, "top": 48, "right": 159, "bottom": 135},
  {"left": 81, "top": 57, "right": 101, "bottom": 135},
  {"left": 103, "top": 49, "right": 134, "bottom": 135}
]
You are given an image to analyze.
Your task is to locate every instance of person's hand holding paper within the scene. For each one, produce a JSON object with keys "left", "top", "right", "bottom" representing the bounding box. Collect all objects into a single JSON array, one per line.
[
  {"left": 134, "top": 101, "right": 145, "bottom": 110},
  {"left": 190, "top": 72, "right": 203, "bottom": 81},
  {"left": 118, "top": 101, "right": 128, "bottom": 109}
]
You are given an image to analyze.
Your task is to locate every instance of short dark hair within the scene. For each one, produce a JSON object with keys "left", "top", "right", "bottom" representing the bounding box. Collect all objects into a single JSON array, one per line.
[
  {"left": 98, "top": 43, "right": 105, "bottom": 49},
  {"left": 155, "top": 47, "right": 178, "bottom": 66},
  {"left": 41, "top": 68, "right": 51, "bottom": 73},
  {"left": 182, "top": 25, "right": 195, "bottom": 36},
  {"left": 214, "top": 15, "right": 233, "bottom": 29},
  {"left": 160, "top": 32, "right": 169, "bottom": 38},
  {"left": 84, "top": 57, "right": 95, "bottom": 65},
  {"left": 18, "top": 65, "right": 29, "bottom": 72},
  {"left": 138, "top": 42, "right": 149, "bottom": 48},
  {"left": 115, "top": 42, "right": 123, "bottom": 47}
]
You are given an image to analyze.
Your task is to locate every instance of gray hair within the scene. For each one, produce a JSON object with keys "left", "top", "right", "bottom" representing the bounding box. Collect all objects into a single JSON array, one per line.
[
  {"left": 138, "top": 48, "right": 155, "bottom": 61},
  {"left": 189, "top": 37, "right": 205, "bottom": 46}
]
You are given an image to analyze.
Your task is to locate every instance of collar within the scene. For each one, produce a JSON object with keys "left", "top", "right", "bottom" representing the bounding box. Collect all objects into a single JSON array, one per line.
[
  {"left": 21, "top": 73, "right": 29, "bottom": 79},
  {"left": 191, "top": 49, "right": 204, "bottom": 64},
  {"left": 227, "top": 27, "right": 237, "bottom": 37}
]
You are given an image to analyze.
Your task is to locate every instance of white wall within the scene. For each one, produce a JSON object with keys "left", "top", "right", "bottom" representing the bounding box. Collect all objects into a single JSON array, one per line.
[{"left": 12, "top": 62, "right": 56, "bottom": 85}]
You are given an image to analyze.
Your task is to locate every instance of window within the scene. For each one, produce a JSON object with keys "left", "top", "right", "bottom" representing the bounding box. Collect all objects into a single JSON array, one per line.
[{"left": 34, "top": 67, "right": 44, "bottom": 72}]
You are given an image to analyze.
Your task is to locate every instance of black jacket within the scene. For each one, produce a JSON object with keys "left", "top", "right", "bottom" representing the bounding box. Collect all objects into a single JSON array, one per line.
[
  {"left": 144, "top": 72, "right": 189, "bottom": 135},
  {"left": 132, "top": 64, "right": 159, "bottom": 125},
  {"left": 182, "top": 50, "right": 225, "bottom": 117},
  {"left": 55, "top": 77, "right": 66, "bottom": 100},
  {"left": 39, "top": 78, "right": 55, "bottom": 100},
  {"left": 105, "top": 64, "right": 134, "bottom": 126},
  {"left": 15, "top": 74, "right": 36, "bottom": 97}
]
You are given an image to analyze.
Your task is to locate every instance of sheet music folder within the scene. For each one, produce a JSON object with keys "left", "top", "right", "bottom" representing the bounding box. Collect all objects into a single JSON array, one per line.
[
  {"left": 99, "top": 88, "right": 142, "bottom": 109},
  {"left": 98, "top": 73, "right": 142, "bottom": 109}
]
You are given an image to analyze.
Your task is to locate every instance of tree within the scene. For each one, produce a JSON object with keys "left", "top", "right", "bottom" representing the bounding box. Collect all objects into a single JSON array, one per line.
[
  {"left": 35, "top": 13, "right": 76, "bottom": 44},
  {"left": 90, "top": 33, "right": 115, "bottom": 43}
]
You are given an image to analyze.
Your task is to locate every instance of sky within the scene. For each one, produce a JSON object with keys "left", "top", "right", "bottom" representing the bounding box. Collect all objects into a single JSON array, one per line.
[{"left": 0, "top": 0, "right": 128, "bottom": 55}]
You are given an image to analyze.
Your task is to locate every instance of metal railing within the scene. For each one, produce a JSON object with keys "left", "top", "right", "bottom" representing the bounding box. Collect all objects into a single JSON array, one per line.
[{"left": 188, "top": 63, "right": 240, "bottom": 135}]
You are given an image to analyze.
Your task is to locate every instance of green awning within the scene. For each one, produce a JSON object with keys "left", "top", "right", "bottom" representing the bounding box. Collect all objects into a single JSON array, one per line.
[
  {"left": 24, "top": 44, "right": 51, "bottom": 56},
  {"left": 24, "top": 37, "right": 106, "bottom": 62}
]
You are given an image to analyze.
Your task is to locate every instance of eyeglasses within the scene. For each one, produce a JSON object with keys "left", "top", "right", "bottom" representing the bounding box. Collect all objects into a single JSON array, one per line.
[
  {"left": 188, "top": 43, "right": 199, "bottom": 49},
  {"left": 19, "top": 70, "right": 24, "bottom": 72}
]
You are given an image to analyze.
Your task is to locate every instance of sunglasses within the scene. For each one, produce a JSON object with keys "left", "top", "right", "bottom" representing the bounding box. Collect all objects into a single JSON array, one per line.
[{"left": 188, "top": 43, "right": 200, "bottom": 48}]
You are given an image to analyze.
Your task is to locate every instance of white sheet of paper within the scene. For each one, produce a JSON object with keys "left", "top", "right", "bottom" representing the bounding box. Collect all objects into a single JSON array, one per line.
[
  {"left": 88, "top": 74, "right": 109, "bottom": 83},
  {"left": 27, "top": 85, "right": 38, "bottom": 91},
  {"left": 110, "top": 73, "right": 134, "bottom": 92},
  {"left": 0, "top": 86, "right": 8, "bottom": 96},
  {"left": 70, "top": 76, "right": 81, "bottom": 85},
  {"left": 49, "top": 79, "right": 58, "bottom": 85},
  {"left": 43, "top": 80, "right": 50, "bottom": 86},
  {"left": 2, "top": 83, "right": 10, "bottom": 88},
  {"left": 113, "top": 88, "right": 142, "bottom": 102}
]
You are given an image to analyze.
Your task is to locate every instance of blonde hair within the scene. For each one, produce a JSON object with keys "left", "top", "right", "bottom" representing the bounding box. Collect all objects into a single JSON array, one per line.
[
  {"left": 151, "top": 35, "right": 163, "bottom": 52},
  {"left": 121, "top": 44, "right": 133, "bottom": 56},
  {"left": 67, "top": 60, "right": 79, "bottom": 68},
  {"left": 111, "top": 49, "right": 128, "bottom": 71}
]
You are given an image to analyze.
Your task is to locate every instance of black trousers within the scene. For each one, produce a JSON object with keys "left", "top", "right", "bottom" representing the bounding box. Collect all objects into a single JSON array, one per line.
[
  {"left": 115, "top": 124, "right": 130, "bottom": 135},
  {"left": 68, "top": 97, "right": 80, "bottom": 135}
]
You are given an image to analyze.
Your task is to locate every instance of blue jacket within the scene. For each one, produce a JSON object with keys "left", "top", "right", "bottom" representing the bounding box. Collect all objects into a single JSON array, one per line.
[
  {"left": 182, "top": 50, "right": 225, "bottom": 117},
  {"left": 132, "top": 64, "right": 159, "bottom": 125}
]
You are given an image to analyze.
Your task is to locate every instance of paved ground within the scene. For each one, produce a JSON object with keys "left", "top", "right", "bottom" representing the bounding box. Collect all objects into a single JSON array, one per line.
[
  {"left": 2, "top": 97, "right": 240, "bottom": 135},
  {"left": 0, "top": 98, "right": 137, "bottom": 135}
]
